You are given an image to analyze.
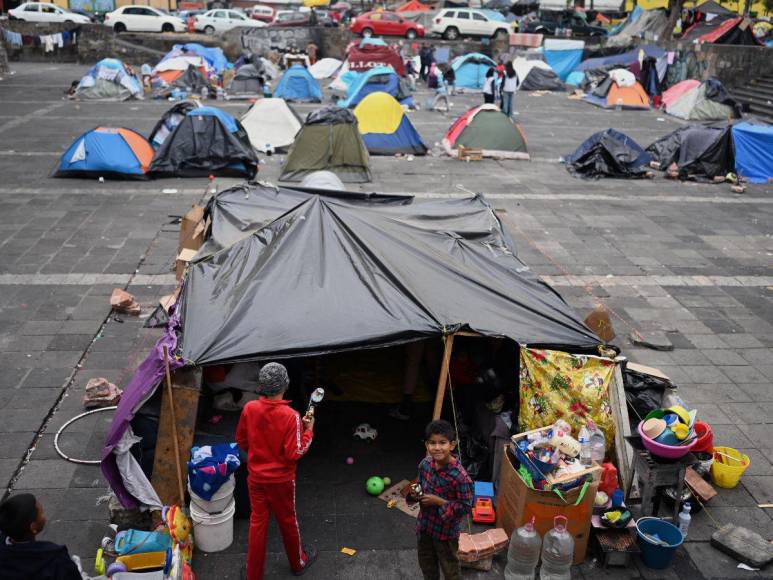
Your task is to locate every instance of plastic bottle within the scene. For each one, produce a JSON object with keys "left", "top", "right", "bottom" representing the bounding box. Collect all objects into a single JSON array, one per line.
[
  {"left": 588, "top": 419, "right": 606, "bottom": 463},
  {"left": 504, "top": 518, "right": 541, "bottom": 580},
  {"left": 540, "top": 515, "right": 574, "bottom": 580},
  {"left": 678, "top": 502, "right": 692, "bottom": 538},
  {"left": 200, "top": 86, "right": 208, "bottom": 100},
  {"left": 578, "top": 425, "right": 591, "bottom": 467}
]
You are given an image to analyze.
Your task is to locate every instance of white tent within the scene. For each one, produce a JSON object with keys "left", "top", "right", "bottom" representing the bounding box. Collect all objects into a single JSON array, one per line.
[
  {"left": 511, "top": 58, "right": 552, "bottom": 83},
  {"left": 308, "top": 58, "right": 342, "bottom": 80},
  {"left": 241, "top": 98, "right": 302, "bottom": 153},
  {"left": 153, "top": 55, "right": 209, "bottom": 75}
]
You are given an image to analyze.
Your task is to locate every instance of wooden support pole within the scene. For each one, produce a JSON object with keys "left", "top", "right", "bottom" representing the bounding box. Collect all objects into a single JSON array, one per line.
[
  {"left": 432, "top": 334, "right": 455, "bottom": 420},
  {"left": 163, "top": 346, "right": 186, "bottom": 508}
]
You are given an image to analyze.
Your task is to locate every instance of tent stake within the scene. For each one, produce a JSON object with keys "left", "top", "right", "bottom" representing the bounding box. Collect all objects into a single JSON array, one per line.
[
  {"left": 432, "top": 334, "right": 456, "bottom": 420},
  {"left": 163, "top": 346, "right": 186, "bottom": 507}
]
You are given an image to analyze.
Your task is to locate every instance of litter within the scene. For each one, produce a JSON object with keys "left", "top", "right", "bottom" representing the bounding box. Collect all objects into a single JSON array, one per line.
[{"left": 340, "top": 547, "right": 357, "bottom": 556}]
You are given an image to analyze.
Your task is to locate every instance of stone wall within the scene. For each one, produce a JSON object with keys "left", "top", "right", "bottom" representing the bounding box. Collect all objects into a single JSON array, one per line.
[{"left": 667, "top": 42, "right": 773, "bottom": 88}]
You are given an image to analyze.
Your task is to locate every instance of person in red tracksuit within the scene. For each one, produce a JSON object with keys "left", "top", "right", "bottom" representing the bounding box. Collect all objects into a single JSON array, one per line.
[{"left": 236, "top": 362, "right": 318, "bottom": 579}]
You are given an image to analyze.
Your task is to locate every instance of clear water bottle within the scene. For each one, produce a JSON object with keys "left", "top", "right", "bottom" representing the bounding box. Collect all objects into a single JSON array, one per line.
[
  {"left": 504, "top": 518, "right": 541, "bottom": 580},
  {"left": 678, "top": 503, "right": 692, "bottom": 538},
  {"left": 578, "top": 425, "right": 591, "bottom": 467},
  {"left": 588, "top": 419, "right": 606, "bottom": 463},
  {"left": 540, "top": 515, "right": 574, "bottom": 580},
  {"left": 200, "top": 85, "right": 208, "bottom": 100}
]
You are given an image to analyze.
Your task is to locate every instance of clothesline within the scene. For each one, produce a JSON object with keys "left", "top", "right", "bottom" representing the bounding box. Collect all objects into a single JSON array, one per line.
[{"left": 0, "top": 26, "right": 79, "bottom": 52}]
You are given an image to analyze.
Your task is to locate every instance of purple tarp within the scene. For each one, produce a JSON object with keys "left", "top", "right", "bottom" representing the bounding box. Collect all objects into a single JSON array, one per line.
[{"left": 100, "top": 310, "right": 184, "bottom": 508}]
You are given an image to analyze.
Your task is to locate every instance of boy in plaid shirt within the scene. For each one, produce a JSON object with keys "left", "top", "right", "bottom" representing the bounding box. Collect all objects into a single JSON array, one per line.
[{"left": 408, "top": 420, "right": 473, "bottom": 580}]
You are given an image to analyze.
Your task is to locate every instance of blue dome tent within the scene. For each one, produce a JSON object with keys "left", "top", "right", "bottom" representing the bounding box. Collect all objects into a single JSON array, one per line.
[
  {"left": 354, "top": 92, "right": 427, "bottom": 155},
  {"left": 337, "top": 66, "right": 414, "bottom": 108},
  {"left": 55, "top": 127, "right": 154, "bottom": 179},
  {"left": 274, "top": 65, "right": 323, "bottom": 102},
  {"left": 451, "top": 53, "right": 495, "bottom": 91}
]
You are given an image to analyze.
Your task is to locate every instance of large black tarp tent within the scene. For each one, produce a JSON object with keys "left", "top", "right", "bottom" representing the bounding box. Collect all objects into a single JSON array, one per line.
[
  {"left": 565, "top": 129, "right": 651, "bottom": 179},
  {"left": 646, "top": 124, "right": 735, "bottom": 181},
  {"left": 179, "top": 185, "right": 600, "bottom": 364}
]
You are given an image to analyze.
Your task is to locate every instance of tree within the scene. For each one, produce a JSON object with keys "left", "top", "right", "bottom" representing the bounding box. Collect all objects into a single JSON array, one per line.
[{"left": 664, "top": 0, "right": 686, "bottom": 40}]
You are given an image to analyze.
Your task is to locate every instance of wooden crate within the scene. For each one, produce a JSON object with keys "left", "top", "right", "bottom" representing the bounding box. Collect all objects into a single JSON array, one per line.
[{"left": 458, "top": 146, "right": 482, "bottom": 161}]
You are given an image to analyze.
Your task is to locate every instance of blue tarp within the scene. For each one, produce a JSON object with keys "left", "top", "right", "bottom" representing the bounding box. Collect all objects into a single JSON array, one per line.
[
  {"left": 190, "top": 106, "right": 239, "bottom": 133},
  {"left": 56, "top": 129, "right": 148, "bottom": 178},
  {"left": 274, "top": 65, "right": 323, "bottom": 102},
  {"left": 576, "top": 45, "right": 666, "bottom": 72},
  {"left": 544, "top": 49, "right": 583, "bottom": 81},
  {"left": 338, "top": 66, "right": 413, "bottom": 108},
  {"left": 565, "top": 71, "right": 585, "bottom": 86},
  {"left": 170, "top": 43, "right": 228, "bottom": 73},
  {"left": 609, "top": 5, "right": 641, "bottom": 35},
  {"left": 451, "top": 53, "right": 495, "bottom": 91},
  {"left": 732, "top": 122, "right": 773, "bottom": 184}
]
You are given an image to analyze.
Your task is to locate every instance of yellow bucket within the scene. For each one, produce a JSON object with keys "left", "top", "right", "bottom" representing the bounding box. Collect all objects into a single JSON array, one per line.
[{"left": 710, "top": 446, "right": 750, "bottom": 489}]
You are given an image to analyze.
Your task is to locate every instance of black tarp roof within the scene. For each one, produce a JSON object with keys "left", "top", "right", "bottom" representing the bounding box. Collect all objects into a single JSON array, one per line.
[
  {"left": 178, "top": 186, "right": 600, "bottom": 364},
  {"left": 646, "top": 123, "right": 735, "bottom": 181},
  {"left": 565, "top": 129, "right": 651, "bottom": 179}
]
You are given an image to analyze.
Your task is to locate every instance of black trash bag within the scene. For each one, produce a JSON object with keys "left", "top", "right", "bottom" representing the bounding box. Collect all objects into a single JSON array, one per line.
[
  {"left": 623, "top": 367, "right": 672, "bottom": 427},
  {"left": 455, "top": 414, "right": 489, "bottom": 481}
]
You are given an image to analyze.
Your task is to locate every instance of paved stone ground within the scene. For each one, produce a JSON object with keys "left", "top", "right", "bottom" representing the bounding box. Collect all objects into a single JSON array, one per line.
[{"left": 0, "top": 62, "right": 771, "bottom": 580}]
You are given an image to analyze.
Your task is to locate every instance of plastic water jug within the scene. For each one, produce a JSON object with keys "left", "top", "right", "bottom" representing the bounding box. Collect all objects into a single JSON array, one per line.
[
  {"left": 588, "top": 419, "right": 606, "bottom": 462},
  {"left": 504, "top": 518, "right": 541, "bottom": 580},
  {"left": 540, "top": 515, "right": 574, "bottom": 580}
]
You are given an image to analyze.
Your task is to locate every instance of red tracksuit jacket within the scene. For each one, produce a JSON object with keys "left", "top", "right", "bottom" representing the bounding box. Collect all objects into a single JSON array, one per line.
[{"left": 236, "top": 398, "right": 314, "bottom": 483}]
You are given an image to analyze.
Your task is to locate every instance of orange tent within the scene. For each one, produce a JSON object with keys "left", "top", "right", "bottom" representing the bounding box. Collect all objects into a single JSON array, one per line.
[
  {"left": 396, "top": 0, "right": 431, "bottom": 12},
  {"left": 585, "top": 80, "right": 650, "bottom": 110}
]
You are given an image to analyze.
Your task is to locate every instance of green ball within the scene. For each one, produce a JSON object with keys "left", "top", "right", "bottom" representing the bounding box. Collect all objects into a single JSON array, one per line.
[{"left": 366, "top": 476, "right": 385, "bottom": 496}]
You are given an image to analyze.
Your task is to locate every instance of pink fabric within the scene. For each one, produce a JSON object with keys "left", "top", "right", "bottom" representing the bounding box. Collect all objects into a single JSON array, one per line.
[{"left": 661, "top": 79, "right": 700, "bottom": 108}]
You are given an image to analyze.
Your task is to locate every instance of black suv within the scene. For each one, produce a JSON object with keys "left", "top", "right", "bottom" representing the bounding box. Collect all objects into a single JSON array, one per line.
[{"left": 523, "top": 11, "right": 607, "bottom": 37}]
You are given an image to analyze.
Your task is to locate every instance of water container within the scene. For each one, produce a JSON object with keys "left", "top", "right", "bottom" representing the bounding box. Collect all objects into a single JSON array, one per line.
[
  {"left": 540, "top": 515, "right": 574, "bottom": 580},
  {"left": 504, "top": 518, "right": 541, "bottom": 580},
  {"left": 678, "top": 502, "right": 692, "bottom": 538},
  {"left": 578, "top": 426, "right": 591, "bottom": 467},
  {"left": 588, "top": 420, "right": 605, "bottom": 462}
]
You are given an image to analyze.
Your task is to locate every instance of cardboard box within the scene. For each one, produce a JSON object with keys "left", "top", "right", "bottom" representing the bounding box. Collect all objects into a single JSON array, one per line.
[
  {"left": 178, "top": 205, "right": 206, "bottom": 254},
  {"left": 496, "top": 446, "right": 598, "bottom": 564},
  {"left": 175, "top": 248, "right": 198, "bottom": 281}
]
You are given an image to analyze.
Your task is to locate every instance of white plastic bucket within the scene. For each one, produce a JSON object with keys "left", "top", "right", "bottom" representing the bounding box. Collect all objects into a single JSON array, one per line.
[
  {"left": 191, "top": 498, "right": 235, "bottom": 553},
  {"left": 188, "top": 474, "right": 235, "bottom": 514}
]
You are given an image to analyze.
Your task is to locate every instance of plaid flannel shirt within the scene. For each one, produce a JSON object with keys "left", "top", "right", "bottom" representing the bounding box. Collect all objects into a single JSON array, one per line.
[{"left": 415, "top": 456, "right": 474, "bottom": 541}]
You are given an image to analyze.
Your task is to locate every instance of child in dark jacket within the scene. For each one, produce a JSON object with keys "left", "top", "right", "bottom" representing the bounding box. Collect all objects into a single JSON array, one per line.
[
  {"left": 0, "top": 494, "right": 82, "bottom": 580},
  {"left": 409, "top": 420, "right": 473, "bottom": 580}
]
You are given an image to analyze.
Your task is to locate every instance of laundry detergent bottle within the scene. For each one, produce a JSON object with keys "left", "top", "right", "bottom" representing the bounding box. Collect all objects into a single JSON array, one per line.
[{"left": 504, "top": 517, "right": 541, "bottom": 580}]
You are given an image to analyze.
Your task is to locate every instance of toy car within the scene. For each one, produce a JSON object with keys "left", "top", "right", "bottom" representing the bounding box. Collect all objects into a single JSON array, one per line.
[
  {"left": 353, "top": 423, "right": 377, "bottom": 441},
  {"left": 472, "top": 498, "right": 496, "bottom": 524}
]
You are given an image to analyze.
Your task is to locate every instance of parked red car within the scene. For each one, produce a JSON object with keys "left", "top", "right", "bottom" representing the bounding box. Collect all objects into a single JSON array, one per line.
[{"left": 350, "top": 11, "right": 424, "bottom": 38}]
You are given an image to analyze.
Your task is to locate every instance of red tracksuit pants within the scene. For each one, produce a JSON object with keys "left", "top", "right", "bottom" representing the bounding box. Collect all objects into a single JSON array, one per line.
[{"left": 247, "top": 479, "right": 309, "bottom": 580}]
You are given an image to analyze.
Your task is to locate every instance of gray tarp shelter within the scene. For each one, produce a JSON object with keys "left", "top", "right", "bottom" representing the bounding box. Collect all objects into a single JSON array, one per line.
[{"left": 179, "top": 185, "right": 600, "bottom": 365}]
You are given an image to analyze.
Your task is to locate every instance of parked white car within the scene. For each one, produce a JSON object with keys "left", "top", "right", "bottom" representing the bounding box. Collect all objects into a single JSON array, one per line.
[
  {"left": 103, "top": 5, "right": 186, "bottom": 33},
  {"left": 8, "top": 2, "right": 91, "bottom": 24},
  {"left": 430, "top": 8, "right": 510, "bottom": 40},
  {"left": 194, "top": 9, "right": 266, "bottom": 34}
]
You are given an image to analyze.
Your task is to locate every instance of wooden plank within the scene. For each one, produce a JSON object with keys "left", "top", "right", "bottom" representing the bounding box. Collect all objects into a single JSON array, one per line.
[
  {"left": 611, "top": 357, "right": 634, "bottom": 496},
  {"left": 626, "top": 362, "right": 671, "bottom": 383},
  {"left": 685, "top": 466, "right": 717, "bottom": 502},
  {"left": 152, "top": 366, "right": 201, "bottom": 506},
  {"left": 432, "top": 334, "right": 455, "bottom": 420}
]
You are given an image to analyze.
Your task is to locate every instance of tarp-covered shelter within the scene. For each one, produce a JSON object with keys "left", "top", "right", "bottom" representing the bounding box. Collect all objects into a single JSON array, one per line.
[
  {"left": 354, "top": 92, "right": 427, "bottom": 155},
  {"left": 226, "top": 64, "right": 264, "bottom": 98},
  {"left": 451, "top": 53, "right": 496, "bottom": 91},
  {"left": 100, "top": 184, "right": 601, "bottom": 508},
  {"left": 732, "top": 122, "right": 773, "bottom": 184},
  {"left": 646, "top": 124, "right": 735, "bottom": 181},
  {"left": 241, "top": 98, "right": 302, "bottom": 153},
  {"left": 664, "top": 78, "right": 740, "bottom": 121},
  {"left": 443, "top": 104, "right": 529, "bottom": 160},
  {"left": 605, "top": 7, "right": 668, "bottom": 48},
  {"left": 74, "top": 58, "right": 143, "bottom": 101},
  {"left": 279, "top": 107, "right": 371, "bottom": 183},
  {"left": 149, "top": 101, "right": 200, "bottom": 149},
  {"left": 694, "top": 0, "right": 732, "bottom": 14},
  {"left": 337, "top": 66, "right": 414, "bottom": 108},
  {"left": 149, "top": 107, "right": 258, "bottom": 178},
  {"left": 682, "top": 15, "right": 762, "bottom": 45},
  {"left": 152, "top": 65, "right": 209, "bottom": 99},
  {"left": 346, "top": 41, "right": 406, "bottom": 76},
  {"left": 565, "top": 129, "right": 651, "bottom": 179},
  {"left": 543, "top": 39, "right": 584, "bottom": 81},
  {"left": 512, "top": 58, "right": 564, "bottom": 91},
  {"left": 160, "top": 43, "right": 228, "bottom": 74},
  {"left": 273, "top": 64, "right": 323, "bottom": 102},
  {"left": 55, "top": 127, "right": 153, "bottom": 179},
  {"left": 584, "top": 73, "right": 650, "bottom": 109},
  {"left": 152, "top": 54, "right": 210, "bottom": 88},
  {"left": 309, "top": 57, "right": 342, "bottom": 79}
]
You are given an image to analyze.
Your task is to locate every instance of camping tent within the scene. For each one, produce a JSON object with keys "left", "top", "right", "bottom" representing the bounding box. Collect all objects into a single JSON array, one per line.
[
  {"left": 273, "top": 64, "right": 323, "bottom": 102},
  {"left": 159, "top": 43, "right": 228, "bottom": 74},
  {"left": 543, "top": 39, "right": 584, "bottom": 81},
  {"left": 682, "top": 15, "right": 762, "bottom": 45},
  {"left": 100, "top": 184, "right": 601, "bottom": 509},
  {"left": 309, "top": 58, "right": 342, "bottom": 79},
  {"left": 605, "top": 8, "right": 668, "bottom": 48},
  {"left": 584, "top": 72, "right": 650, "bottom": 109},
  {"left": 74, "top": 58, "right": 143, "bottom": 101},
  {"left": 279, "top": 107, "right": 371, "bottom": 183},
  {"left": 152, "top": 65, "right": 209, "bottom": 99},
  {"left": 564, "top": 129, "right": 651, "bottom": 179},
  {"left": 346, "top": 41, "right": 406, "bottom": 76},
  {"left": 152, "top": 54, "right": 210, "bottom": 88},
  {"left": 226, "top": 64, "right": 264, "bottom": 98},
  {"left": 148, "top": 101, "right": 200, "bottom": 149},
  {"left": 732, "top": 122, "right": 773, "bottom": 184},
  {"left": 660, "top": 79, "right": 701, "bottom": 109},
  {"left": 55, "top": 127, "right": 153, "bottom": 179},
  {"left": 443, "top": 104, "right": 529, "bottom": 159},
  {"left": 452, "top": 53, "right": 496, "bottom": 91},
  {"left": 241, "top": 98, "right": 302, "bottom": 153},
  {"left": 149, "top": 107, "right": 258, "bottom": 178},
  {"left": 664, "top": 78, "right": 740, "bottom": 121},
  {"left": 354, "top": 92, "right": 427, "bottom": 155},
  {"left": 646, "top": 124, "right": 734, "bottom": 181},
  {"left": 337, "top": 66, "right": 414, "bottom": 108},
  {"left": 512, "top": 58, "right": 564, "bottom": 91}
]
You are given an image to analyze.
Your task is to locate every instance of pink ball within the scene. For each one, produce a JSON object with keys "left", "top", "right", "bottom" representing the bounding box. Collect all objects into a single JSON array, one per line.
[{"left": 346, "top": 457, "right": 354, "bottom": 465}]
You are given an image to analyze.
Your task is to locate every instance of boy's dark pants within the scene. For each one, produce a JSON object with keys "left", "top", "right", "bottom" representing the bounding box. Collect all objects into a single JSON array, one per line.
[{"left": 418, "top": 534, "right": 461, "bottom": 580}]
